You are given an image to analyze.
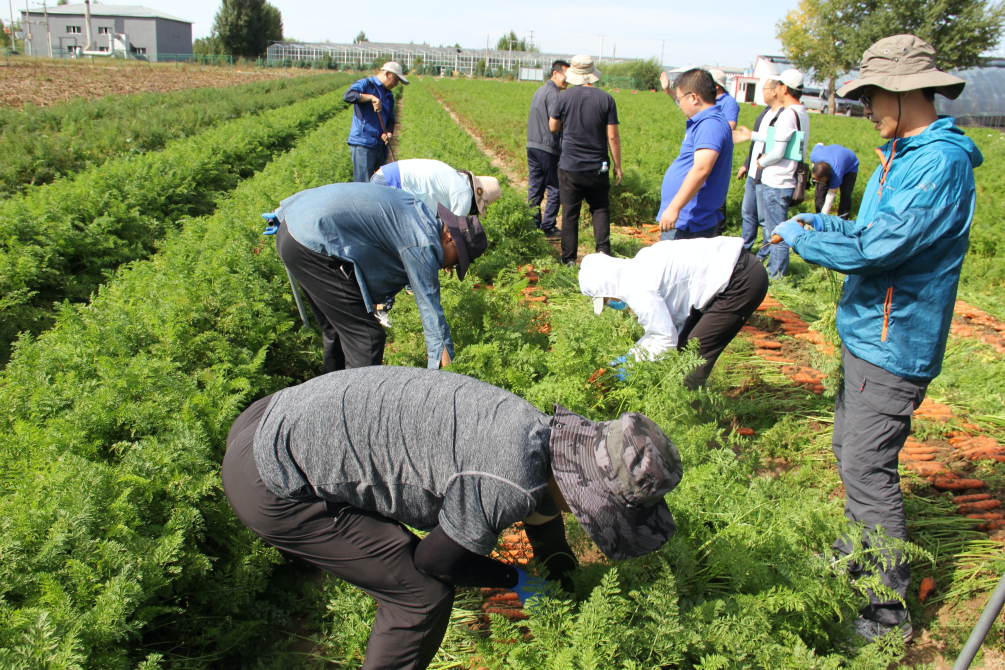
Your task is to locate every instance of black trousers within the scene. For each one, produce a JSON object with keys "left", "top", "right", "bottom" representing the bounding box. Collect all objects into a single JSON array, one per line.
[
  {"left": 814, "top": 171, "right": 857, "bottom": 219},
  {"left": 222, "top": 396, "right": 455, "bottom": 670},
  {"left": 832, "top": 344, "right": 928, "bottom": 626},
  {"left": 276, "top": 224, "right": 386, "bottom": 373},
  {"left": 558, "top": 167, "right": 611, "bottom": 264},
  {"left": 527, "top": 147, "right": 561, "bottom": 230},
  {"left": 677, "top": 251, "right": 768, "bottom": 389}
]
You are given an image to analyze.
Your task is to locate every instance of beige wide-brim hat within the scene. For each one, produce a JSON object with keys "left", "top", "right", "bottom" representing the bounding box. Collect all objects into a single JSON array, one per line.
[
  {"left": 565, "top": 54, "right": 601, "bottom": 86},
  {"left": 837, "top": 35, "right": 965, "bottom": 100},
  {"left": 709, "top": 68, "right": 729, "bottom": 91},
  {"left": 471, "top": 175, "right": 501, "bottom": 217},
  {"left": 380, "top": 61, "right": 410, "bottom": 85}
]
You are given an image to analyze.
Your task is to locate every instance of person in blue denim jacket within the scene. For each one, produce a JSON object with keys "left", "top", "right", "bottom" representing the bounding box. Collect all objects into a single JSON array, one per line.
[
  {"left": 272, "top": 183, "right": 487, "bottom": 372},
  {"left": 344, "top": 62, "right": 408, "bottom": 182}
]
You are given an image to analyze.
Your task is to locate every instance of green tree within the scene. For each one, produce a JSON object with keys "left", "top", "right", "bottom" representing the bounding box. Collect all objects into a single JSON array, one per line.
[
  {"left": 849, "top": 0, "right": 1005, "bottom": 70},
  {"left": 496, "top": 30, "right": 537, "bottom": 52},
  {"left": 601, "top": 57, "right": 665, "bottom": 91},
  {"left": 212, "top": 0, "right": 283, "bottom": 59},
  {"left": 776, "top": 0, "right": 863, "bottom": 114},
  {"left": 193, "top": 35, "right": 224, "bottom": 55},
  {"left": 354, "top": 31, "right": 367, "bottom": 44}
]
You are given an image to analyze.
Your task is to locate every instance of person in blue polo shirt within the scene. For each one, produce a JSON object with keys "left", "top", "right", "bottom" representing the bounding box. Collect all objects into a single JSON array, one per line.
[
  {"left": 656, "top": 68, "right": 734, "bottom": 241},
  {"left": 809, "top": 143, "right": 860, "bottom": 219},
  {"left": 710, "top": 69, "right": 740, "bottom": 234},
  {"left": 343, "top": 62, "right": 408, "bottom": 183}
]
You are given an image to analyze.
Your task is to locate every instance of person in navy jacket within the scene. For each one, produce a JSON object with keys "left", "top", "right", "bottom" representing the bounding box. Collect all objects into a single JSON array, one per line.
[{"left": 343, "top": 62, "right": 408, "bottom": 182}]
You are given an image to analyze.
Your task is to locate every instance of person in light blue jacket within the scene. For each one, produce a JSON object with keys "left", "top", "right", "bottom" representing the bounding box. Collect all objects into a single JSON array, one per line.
[
  {"left": 774, "top": 35, "right": 981, "bottom": 644},
  {"left": 343, "top": 62, "right": 408, "bottom": 182},
  {"left": 272, "top": 183, "right": 487, "bottom": 372}
]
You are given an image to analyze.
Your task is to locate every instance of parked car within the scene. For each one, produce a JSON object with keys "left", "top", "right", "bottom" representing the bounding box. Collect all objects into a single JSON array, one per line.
[{"left": 801, "top": 87, "right": 865, "bottom": 117}]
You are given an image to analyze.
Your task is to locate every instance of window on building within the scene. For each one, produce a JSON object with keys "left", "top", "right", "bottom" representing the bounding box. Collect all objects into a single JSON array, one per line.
[
  {"left": 130, "top": 46, "right": 146, "bottom": 55},
  {"left": 66, "top": 45, "right": 76, "bottom": 53},
  {"left": 98, "top": 46, "right": 109, "bottom": 52},
  {"left": 66, "top": 26, "right": 81, "bottom": 33},
  {"left": 98, "top": 27, "right": 110, "bottom": 34}
]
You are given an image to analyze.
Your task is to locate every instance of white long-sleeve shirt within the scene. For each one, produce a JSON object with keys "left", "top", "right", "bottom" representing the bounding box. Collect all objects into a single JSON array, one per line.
[
  {"left": 380, "top": 159, "right": 474, "bottom": 217},
  {"left": 579, "top": 238, "right": 745, "bottom": 359}
]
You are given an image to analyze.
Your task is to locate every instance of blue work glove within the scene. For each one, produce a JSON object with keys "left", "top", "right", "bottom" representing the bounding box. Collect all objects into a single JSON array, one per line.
[
  {"left": 610, "top": 355, "right": 632, "bottom": 382},
  {"left": 793, "top": 212, "right": 824, "bottom": 231},
  {"left": 774, "top": 219, "right": 807, "bottom": 246},
  {"left": 512, "top": 567, "right": 548, "bottom": 608},
  {"left": 261, "top": 212, "right": 279, "bottom": 236},
  {"left": 607, "top": 299, "right": 627, "bottom": 310}
]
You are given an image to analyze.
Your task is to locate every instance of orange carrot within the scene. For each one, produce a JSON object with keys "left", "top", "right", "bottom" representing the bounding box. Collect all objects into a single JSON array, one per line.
[
  {"left": 962, "top": 450, "right": 1005, "bottom": 461},
  {"left": 735, "top": 427, "right": 755, "bottom": 436},
  {"left": 966, "top": 513, "right": 1005, "bottom": 520},
  {"left": 907, "top": 461, "right": 948, "bottom": 476},
  {"left": 918, "top": 577, "right": 936, "bottom": 603},
  {"left": 899, "top": 453, "right": 936, "bottom": 462},
  {"left": 763, "top": 355, "right": 795, "bottom": 363},
  {"left": 979, "top": 520, "right": 1005, "bottom": 532},
  {"left": 903, "top": 446, "right": 938, "bottom": 455},
  {"left": 932, "top": 477, "right": 985, "bottom": 490},
  {"left": 958, "top": 500, "right": 1002, "bottom": 514},
  {"left": 954, "top": 493, "right": 992, "bottom": 504},
  {"left": 792, "top": 373, "right": 819, "bottom": 384},
  {"left": 752, "top": 339, "right": 782, "bottom": 349}
]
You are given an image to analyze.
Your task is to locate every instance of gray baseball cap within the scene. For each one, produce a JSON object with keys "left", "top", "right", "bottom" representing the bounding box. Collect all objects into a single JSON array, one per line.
[
  {"left": 838, "top": 35, "right": 965, "bottom": 100},
  {"left": 549, "top": 405, "right": 682, "bottom": 560}
]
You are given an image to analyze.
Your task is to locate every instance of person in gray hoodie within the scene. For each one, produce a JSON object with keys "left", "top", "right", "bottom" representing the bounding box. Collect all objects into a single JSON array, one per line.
[{"left": 526, "top": 60, "right": 569, "bottom": 237}]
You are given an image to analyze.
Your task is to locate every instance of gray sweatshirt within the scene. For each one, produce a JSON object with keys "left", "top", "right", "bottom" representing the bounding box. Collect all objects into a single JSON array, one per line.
[
  {"left": 254, "top": 367, "right": 553, "bottom": 555},
  {"left": 527, "top": 79, "right": 563, "bottom": 155}
]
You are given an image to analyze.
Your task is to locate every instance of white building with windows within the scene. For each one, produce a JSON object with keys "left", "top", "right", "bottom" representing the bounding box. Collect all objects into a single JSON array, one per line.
[{"left": 19, "top": 4, "right": 191, "bottom": 61}]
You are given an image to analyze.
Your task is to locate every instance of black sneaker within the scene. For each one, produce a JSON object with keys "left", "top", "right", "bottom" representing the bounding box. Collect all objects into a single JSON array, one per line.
[
  {"left": 541, "top": 227, "right": 560, "bottom": 239},
  {"left": 562, "top": 260, "right": 576, "bottom": 268},
  {"left": 853, "top": 614, "right": 913, "bottom": 643}
]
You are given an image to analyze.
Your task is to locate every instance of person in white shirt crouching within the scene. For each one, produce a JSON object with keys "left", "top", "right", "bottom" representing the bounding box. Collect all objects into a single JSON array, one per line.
[
  {"left": 579, "top": 237, "right": 767, "bottom": 389},
  {"left": 372, "top": 158, "right": 501, "bottom": 218}
]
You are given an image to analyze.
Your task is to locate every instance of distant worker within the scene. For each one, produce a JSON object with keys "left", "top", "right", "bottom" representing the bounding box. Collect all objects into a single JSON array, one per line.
[
  {"left": 771, "top": 35, "right": 981, "bottom": 643},
  {"left": 655, "top": 68, "right": 734, "bottom": 241},
  {"left": 223, "top": 366, "right": 682, "bottom": 670},
  {"left": 755, "top": 68, "right": 809, "bottom": 278},
  {"left": 710, "top": 69, "right": 740, "bottom": 234},
  {"left": 579, "top": 237, "right": 767, "bottom": 389},
  {"left": 344, "top": 62, "right": 408, "bottom": 183},
  {"left": 270, "top": 183, "right": 486, "bottom": 372},
  {"left": 735, "top": 78, "right": 783, "bottom": 250},
  {"left": 372, "top": 158, "right": 501, "bottom": 218},
  {"left": 527, "top": 60, "right": 570, "bottom": 238},
  {"left": 809, "top": 143, "right": 859, "bottom": 219},
  {"left": 549, "top": 54, "right": 622, "bottom": 266}
]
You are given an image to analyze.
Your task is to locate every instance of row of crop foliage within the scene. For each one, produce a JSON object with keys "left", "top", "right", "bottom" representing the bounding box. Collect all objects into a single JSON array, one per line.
[
  {"left": 0, "top": 73, "right": 354, "bottom": 198},
  {"left": 430, "top": 78, "right": 1005, "bottom": 318},
  {"left": 0, "top": 89, "right": 351, "bottom": 366},
  {"left": 301, "top": 78, "right": 914, "bottom": 669}
]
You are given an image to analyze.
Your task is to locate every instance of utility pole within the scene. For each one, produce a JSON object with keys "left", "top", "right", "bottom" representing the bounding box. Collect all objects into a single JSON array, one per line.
[
  {"left": 660, "top": 39, "right": 664, "bottom": 67},
  {"left": 42, "top": 0, "right": 50, "bottom": 58},
  {"left": 83, "top": 0, "right": 92, "bottom": 51},
  {"left": 485, "top": 33, "right": 488, "bottom": 74},
  {"left": 23, "top": 0, "right": 29, "bottom": 56},
  {"left": 8, "top": 0, "right": 15, "bottom": 50},
  {"left": 599, "top": 35, "right": 603, "bottom": 65},
  {"left": 528, "top": 29, "right": 534, "bottom": 51}
]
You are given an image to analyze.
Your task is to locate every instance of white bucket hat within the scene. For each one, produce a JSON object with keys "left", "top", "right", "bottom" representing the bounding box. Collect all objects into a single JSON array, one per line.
[
  {"left": 709, "top": 68, "right": 729, "bottom": 91},
  {"left": 380, "top": 61, "right": 410, "bottom": 85},
  {"left": 459, "top": 172, "right": 501, "bottom": 217},
  {"left": 565, "top": 54, "right": 601, "bottom": 86}
]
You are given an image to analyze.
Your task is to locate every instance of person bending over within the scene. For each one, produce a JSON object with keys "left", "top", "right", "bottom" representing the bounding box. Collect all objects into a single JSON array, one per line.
[
  {"left": 223, "top": 366, "right": 682, "bottom": 670},
  {"left": 371, "top": 158, "right": 501, "bottom": 218},
  {"left": 809, "top": 143, "right": 859, "bottom": 219},
  {"left": 269, "top": 183, "right": 486, "bottom": 373},
  {"left": 579, "top": 236, "right": 767, "bottom": 389}
]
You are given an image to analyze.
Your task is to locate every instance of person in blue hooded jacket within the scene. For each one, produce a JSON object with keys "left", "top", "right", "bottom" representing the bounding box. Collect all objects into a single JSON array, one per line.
[
  {"left": 343, "top": 62, "right": 408, "bottom": 182},
  {"left": 773, "top": 35, "right": 982, "bottom": 644}
]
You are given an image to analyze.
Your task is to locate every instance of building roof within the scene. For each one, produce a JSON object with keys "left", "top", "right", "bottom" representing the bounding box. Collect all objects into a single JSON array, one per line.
[
  {"left": 936, "top": 66, "right": 1005, "bottom": 124},
  {"left": 27, "top": 4, "right": 190, "bottom": 23},
  {"left": 269, "top": 40, "right": 582, "bottom": 64}
]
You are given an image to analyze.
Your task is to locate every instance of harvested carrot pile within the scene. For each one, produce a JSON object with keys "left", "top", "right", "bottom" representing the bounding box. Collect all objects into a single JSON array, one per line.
[{"left": 952, "top": 300, "right": 1005, "bottom": 353}]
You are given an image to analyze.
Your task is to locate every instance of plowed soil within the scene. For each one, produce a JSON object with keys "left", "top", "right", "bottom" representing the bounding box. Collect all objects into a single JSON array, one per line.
[{"left": 1, "top": 60, "right": 310, "bottom": 108}]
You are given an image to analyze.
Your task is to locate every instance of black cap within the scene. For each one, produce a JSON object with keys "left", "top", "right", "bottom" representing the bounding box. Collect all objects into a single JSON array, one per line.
[{"left": 437, "top": 203, "right": 487, "bottom": 281}]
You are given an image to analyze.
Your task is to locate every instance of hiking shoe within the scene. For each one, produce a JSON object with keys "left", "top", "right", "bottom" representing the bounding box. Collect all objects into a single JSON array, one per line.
[
  {"left": 853, "top": 614, "right": 913, "bottom": 644},
  {"left": 562, "top": 260, "right": 576, "bottom": 268},
  {"left": 541, "top": 227, "right": 560, "bottom": 239}
]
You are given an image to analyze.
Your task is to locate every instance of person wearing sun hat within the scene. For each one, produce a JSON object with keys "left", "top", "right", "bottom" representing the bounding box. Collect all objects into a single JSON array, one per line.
[
  {"left": 268, "top": 182, "right": 487, "bottom": 373},
  {"left": 222, "top": 366, "right": 682, "bottom": 669},
  {"left": 549, "top": 54, "right": 623, "bottom": 265},
  {"left": 370, "top": 158, "right": 501, "bottom": 218},
  {"left": 344, "top": 61, "right": 409, "bottom": 183},
  {"left": 770, "top": 35, "right": 982, "bottom": 644}
]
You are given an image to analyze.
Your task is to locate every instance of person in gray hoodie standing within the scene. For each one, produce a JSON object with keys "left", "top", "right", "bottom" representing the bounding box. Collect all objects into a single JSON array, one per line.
[{"left": 526, "top": 60, "right": 569, "bottom": 238}]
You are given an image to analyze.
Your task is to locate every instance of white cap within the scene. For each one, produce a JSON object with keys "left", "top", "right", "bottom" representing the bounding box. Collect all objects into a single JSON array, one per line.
[
  {"left": 380, "top": 61, "right": 410, "bottom": 85},
  {"left": 778, "top": 68, "right": 804, "bottom": 91},
  {"left": 709, "top": 68, "right": 729, "bottom": 90}
]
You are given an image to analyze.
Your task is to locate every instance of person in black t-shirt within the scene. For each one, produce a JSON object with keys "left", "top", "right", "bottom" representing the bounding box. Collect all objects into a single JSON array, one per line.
[{"left": 549, "top": 54, "right": 622, "bottom": 265}]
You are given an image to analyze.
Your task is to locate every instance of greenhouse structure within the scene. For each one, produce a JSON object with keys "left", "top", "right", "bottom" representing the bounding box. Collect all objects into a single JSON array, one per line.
[
  {"left": 936, "top": 60, "right": 1005, "bottom": 128},
  {"left": 265, "top": 41, "right": 578, "bottom": 77}
]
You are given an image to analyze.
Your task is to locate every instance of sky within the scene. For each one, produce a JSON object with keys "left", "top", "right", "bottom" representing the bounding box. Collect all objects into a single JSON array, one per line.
[{"left": 149, "top": 0, "right": 799, "bottom": 69}]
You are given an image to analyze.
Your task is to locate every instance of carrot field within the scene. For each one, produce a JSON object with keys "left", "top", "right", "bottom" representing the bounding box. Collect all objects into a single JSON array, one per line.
[{"left": 2, "top": 72, "right": 1005, "bottom": 669}]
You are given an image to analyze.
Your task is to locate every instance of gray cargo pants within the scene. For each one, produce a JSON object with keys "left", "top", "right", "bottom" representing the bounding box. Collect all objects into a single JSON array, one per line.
[{"left": 832, "top": 344, "right": 929, "bottom": 625}]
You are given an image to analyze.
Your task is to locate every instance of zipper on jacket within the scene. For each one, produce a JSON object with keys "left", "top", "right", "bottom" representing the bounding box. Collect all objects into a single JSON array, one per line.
[
  {"left": 877, "top": 139, "right": 897, "bottom": 200},
  {"left": 881, "top": 286, "right": 893, "bottom": 342}
]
